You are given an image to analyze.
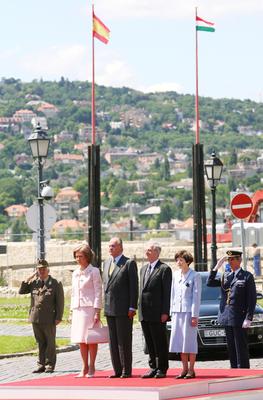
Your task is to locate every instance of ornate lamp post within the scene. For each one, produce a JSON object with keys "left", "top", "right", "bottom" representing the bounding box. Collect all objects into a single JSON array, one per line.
[
  {"left": 28, "top": 124, "right": 50, "bottom": 259},
  {"left": 204, "top": 151, "right": 223, "bottom": 269}
]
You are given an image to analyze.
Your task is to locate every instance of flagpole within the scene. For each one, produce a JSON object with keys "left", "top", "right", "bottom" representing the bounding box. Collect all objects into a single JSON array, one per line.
[
  {"left": 195, "top": 7, "right": 200, "bottom": 144},
  {"left": 91, "top": 4, "right": 96, "bottom": 145}
]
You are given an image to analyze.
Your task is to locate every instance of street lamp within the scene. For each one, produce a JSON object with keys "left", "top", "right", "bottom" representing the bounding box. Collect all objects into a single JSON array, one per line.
[
  {"left": 28, "top": 123, "right": 50, "bottom": 260},
  {"left": 204, "top": 151, "right": 223, "bottom": 269}
]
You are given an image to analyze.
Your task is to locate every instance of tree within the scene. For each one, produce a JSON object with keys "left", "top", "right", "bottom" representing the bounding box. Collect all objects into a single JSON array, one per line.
[{"left": 160, "top": 156, "right": 170, "bottom": 181}]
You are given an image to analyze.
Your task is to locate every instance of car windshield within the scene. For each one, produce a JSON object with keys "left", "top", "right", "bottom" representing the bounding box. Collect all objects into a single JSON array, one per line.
[{"left": 201, "top": 275, "right": 221, "bottom": 301}]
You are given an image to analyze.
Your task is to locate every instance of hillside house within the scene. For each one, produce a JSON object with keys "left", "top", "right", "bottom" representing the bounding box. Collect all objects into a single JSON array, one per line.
[
  {"left": 5, "top": 204, "right": 28, "bottom": 219},
  {"left": 54, "top": 187, "right": 81, "bottom": 219}
]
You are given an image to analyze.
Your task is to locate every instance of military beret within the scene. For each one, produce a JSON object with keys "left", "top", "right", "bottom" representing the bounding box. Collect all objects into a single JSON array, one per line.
[
  {"left": 226, "top": 250, "right": 242, "bottom": 257},
  {"left": 36, "top": 259, "right": 49, "bottom": 268}
]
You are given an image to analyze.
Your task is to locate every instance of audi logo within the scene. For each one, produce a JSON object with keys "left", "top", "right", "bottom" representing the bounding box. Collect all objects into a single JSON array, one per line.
[{"left": 210, "top": 319, "right": 220, "bottom": 326}]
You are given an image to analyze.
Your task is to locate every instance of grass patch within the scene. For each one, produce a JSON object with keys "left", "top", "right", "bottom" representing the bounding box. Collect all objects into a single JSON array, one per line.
[
  {"left": 0, "top": 297, "right": 71, "bottom": 320},
  {"left": 0, "top": 336, "right": 70, "bottom": 354}
]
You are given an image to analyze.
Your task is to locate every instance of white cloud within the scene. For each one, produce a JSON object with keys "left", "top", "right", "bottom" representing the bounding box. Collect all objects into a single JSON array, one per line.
[
  {"left": 20, "top": 45, "right": 87, "bottom": 80},
  {"left": 95, "top": 59, "right": 135, "bottom": 87},
  {"left": 19, "top": 44, "right": 138, "bottom": 88}
]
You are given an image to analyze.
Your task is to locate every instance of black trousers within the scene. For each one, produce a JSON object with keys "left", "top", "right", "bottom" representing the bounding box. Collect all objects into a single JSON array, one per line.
[
  {"left": 32, "top": 323, "right": 56, "bottom": 368},
  {"left": 225, "top": 326, "right": 250, "bottom": 368},
  {"left": 106, "top": 315, "right": 133, "bottom": 376},
  {"left": 141, "top": 320, "right": 169, "bottom": 373}
]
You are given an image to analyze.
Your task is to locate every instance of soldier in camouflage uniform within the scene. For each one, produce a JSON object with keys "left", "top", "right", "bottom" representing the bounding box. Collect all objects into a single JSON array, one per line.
[{"left": 19, "top": 259, "right": 64, "bottom": 373}]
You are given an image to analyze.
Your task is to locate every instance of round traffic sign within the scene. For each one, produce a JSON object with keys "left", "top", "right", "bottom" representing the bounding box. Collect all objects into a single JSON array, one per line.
[
  {"left": 230, "top": 193, "right": 253, "bottom": 219},
  {"left": 26, "top": 203, "right": 57, "bottom": 231}
]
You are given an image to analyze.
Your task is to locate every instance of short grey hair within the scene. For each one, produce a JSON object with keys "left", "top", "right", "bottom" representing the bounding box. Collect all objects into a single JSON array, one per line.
[{"left": 147, "top": 241, "right": 161, "bottom": 254}]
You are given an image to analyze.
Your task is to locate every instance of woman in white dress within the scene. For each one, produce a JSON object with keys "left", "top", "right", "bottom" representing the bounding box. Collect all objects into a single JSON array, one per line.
[
  {"left": 169, "top": 250, "right": 201, "bottom": 379},
  {"left": 71, "top": 244, "right": 102, "bottom": 378}
]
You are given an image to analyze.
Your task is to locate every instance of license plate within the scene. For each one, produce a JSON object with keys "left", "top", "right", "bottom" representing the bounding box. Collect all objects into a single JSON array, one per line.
[{"left": 204, "top": 329, "right": 225, "bottom": 337}]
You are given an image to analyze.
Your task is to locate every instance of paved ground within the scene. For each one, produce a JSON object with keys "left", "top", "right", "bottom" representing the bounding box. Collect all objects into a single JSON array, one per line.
[{"left": 0, "top": 323, "right": 263, "bottom": 384}]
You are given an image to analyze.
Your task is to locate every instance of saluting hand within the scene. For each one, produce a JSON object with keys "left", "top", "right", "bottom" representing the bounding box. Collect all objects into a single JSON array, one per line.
[
  {"left": 213, "top": 256, "right": 227, "bottom": 272},
  {"left": 26, "top": 271, "right": 38, "bottom": 283}
]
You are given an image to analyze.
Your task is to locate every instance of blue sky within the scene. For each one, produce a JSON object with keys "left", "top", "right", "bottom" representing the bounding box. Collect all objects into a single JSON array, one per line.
[{"left": 0, "top": 0, "right": 263, "bottom": 101}]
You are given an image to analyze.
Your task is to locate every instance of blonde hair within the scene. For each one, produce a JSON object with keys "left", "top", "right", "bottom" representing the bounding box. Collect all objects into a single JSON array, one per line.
[{"left": 73, "top": 243, "right": 95, "bottom": 264}]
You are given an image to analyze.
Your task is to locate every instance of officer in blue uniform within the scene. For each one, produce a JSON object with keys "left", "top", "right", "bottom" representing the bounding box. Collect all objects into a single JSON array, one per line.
[{"left": 207, "top": 250, "right": 256, "bottom": 369}]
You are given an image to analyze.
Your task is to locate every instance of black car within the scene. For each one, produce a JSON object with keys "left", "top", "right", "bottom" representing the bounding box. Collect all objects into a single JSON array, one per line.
[{"left": 167, "top": 271, "right": 263, "bottom": 357}]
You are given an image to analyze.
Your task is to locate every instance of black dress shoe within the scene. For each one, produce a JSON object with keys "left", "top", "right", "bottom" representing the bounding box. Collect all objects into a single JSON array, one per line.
[
  {"left": 32, "top": 366, "right": 45, "bottom": 373},
  {"left": 109, "top": 374, "right": 121, "bottom": 378},
  {"left": 184, "top": 371, "right": 196, "bottom": 379},
  {"left": 45, "top": 366, "right": 54, "bottom": 373},
  {"left": 175, "top": 371, "right": 188, "bottom": 379},
  {"left": 120, "top": 373, "right": 131, "bottom": 378},
  {"left": 141, "top": 369, "right": 157, "bottom": 378},
  {"left": 155, "top": 370, "right": 166, "bottom": 379}
]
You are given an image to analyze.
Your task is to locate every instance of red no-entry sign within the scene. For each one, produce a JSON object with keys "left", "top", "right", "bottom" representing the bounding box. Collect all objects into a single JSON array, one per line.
[{"left": 230, "top": 193, "right": 253, "bottom": 219}]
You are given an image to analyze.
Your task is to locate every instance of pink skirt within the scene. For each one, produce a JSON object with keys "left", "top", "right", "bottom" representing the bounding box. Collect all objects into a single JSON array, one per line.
[{"left": 71, "top": 306, "right": 95, "bottom": 344}]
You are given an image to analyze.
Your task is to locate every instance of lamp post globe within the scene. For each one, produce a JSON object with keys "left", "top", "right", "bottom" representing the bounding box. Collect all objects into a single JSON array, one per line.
[
  {"left": 28, "top": 123, "right": 50, "bottom": 260},
  {"left": 204, "top": 152, "right": 223, "bottom": 269}
]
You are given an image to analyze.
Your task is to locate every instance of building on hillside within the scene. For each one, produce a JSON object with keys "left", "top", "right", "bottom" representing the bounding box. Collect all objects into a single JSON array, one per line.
[
  {"left": 77, "top": 205, "right": 110, "bottom": 222},
  {"left": 54, "top": 130, "right": 74, "bottom": 143},
  {"left": 137, "top": 153, "right": 161, "bottom": 171},
  {"left": 53, "top": 152, "right": 84, "bottom": 164},
  {"left": 171, "top": 217, "right": 194, "bottom": 242},
  {"left": 37, "top": 102, "right": 59, "bottom": 118},
  {"left": 13, "top": 109, "right": 37, "bottom": 122},
  {"left": 54, "top": 187, "right": 81, "bottom": 219},
  {"left": 168, "top": 178, "right": 192, "bottom": 190},
  {"left": 139, "top": 206, "right": 161, "bottom": 216},
  {"left": 51, "top": 219, "right": 86, "bottom": 238},
  {"left": 4, "top": 204, "right": 28, "bottom": 219},
  {"left": 14, "top": 153, "right": 31, "bottom": 166},
  {"left": 104, "top": 148, "right": 139, "bottom": 165}
]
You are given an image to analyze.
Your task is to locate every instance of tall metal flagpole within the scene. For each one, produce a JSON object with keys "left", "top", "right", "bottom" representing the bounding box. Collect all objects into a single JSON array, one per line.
[
  {"left": 195, "top": 7, "right": 200, "bottom": 145},
  {"left": 192, "top": 7, "right": 207, "bottom": 271},
  {"left": 88, "top": 4, "right": 101, "bottom": 268}
]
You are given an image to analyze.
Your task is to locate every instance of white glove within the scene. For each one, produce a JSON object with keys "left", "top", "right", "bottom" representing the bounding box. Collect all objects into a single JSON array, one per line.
[
  {"left": 213, "top": 256, "right": 227, "bottom": 272},
  {"left": 242, "top": 319, "right": 252, "bottom": 329}
]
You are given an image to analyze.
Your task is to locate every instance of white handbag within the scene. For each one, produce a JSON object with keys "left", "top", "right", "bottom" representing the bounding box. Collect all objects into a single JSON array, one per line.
[{"left": 86, "top": 322, "right": 109, "bottom": 344}]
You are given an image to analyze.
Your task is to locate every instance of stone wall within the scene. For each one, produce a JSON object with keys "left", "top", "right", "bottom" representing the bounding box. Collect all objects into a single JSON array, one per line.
[{"left": 0, "top": 239, "right": 234, "bottom": 290}]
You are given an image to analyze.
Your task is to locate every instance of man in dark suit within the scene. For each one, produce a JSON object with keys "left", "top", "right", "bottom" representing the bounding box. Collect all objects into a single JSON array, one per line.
[
  {"left": 139, "top": 242, "right": 172, "bottom": 378},
  {"left": 102, "top": 237, "right": 138, "bottom": 378},
  {"left": 207, "top": 249, "right": 256, "bottom": 368},
  {"left": 19, "top": 259, "right": 64, "bottom": 373}
]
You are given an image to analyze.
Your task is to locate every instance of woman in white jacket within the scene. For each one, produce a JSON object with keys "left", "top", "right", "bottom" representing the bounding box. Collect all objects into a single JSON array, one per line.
[
  {"left": 71, "top": 244, "right": 102, "bottom": 378},
  {"left": 169, "top": 250, "right": 201, "bottom": 379}
]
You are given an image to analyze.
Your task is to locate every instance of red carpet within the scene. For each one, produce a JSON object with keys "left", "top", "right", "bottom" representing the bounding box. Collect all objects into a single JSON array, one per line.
[{"left": 3, "top": 368, "right": 263, "bottom": 387}]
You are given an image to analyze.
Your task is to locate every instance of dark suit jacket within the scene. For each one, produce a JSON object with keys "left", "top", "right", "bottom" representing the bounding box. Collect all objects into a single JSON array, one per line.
[
  {"left": 207, "top": 269, "right": 256, "bottom": 327},
  {"left": 102, "top": 255, "right": 138, "bottom": 316},
  {"left": 19, "top": 276, "right": 64, "bottom": 324},
  {"left": 138, "top": 260, "right": 172, "bottom": 322}
]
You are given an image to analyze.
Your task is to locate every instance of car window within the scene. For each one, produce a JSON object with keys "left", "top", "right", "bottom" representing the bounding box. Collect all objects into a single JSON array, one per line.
[{"left": 201, "top": 275, "right": 221, "bottom": 301}]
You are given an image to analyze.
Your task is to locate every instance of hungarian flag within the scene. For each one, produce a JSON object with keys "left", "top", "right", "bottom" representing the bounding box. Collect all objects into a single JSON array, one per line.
[
  {"left": 196, "top": 16, "right": 215, "bottom": 32},
  {"left": 93, "top": 12, "right": 110, "bottom": 44}
]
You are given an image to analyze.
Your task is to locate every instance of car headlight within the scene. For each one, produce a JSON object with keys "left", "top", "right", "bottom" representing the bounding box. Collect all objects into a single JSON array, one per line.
[{"left": 252, "top": 314, "right": 263, "bottom": 322}]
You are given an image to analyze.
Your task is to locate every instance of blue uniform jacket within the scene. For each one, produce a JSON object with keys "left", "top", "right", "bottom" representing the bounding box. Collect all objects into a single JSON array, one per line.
[{"left": 207, "top": 268, "right": 256, "bottom": 327}]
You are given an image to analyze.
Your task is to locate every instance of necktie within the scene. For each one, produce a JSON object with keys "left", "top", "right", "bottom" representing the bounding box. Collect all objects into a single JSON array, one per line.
[
  {"left": 41, "top": 280, "right": 45, "bottom": 288},
  {"left": 144, "top": 264, "right": 152, "bottom": 285},
  {"left": 109, "top": 260, "right": 116, "bottom": 277}
]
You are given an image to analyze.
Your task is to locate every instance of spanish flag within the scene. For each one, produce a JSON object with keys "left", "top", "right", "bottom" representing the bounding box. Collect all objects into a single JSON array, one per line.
[{"left": 93, "top": 12, "right": 110, "bottom": 44}]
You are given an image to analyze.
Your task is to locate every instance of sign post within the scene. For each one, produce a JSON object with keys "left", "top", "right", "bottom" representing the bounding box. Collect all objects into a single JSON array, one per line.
[{"left": 230, "top": 193, "right": 253, "bottom": 270}]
